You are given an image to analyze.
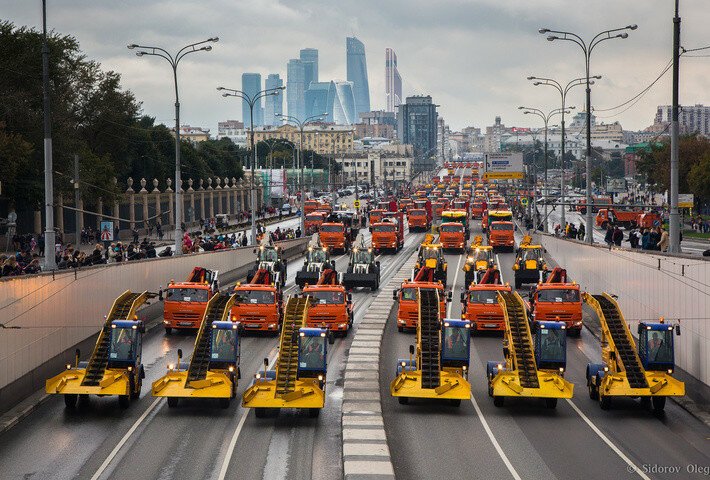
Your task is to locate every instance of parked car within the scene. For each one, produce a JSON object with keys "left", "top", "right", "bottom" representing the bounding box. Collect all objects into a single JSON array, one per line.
[{"left": 281, "top": 203, "right": 292, "bottom": 215}]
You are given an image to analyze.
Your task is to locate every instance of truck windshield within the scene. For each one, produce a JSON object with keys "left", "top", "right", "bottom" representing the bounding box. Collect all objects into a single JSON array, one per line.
[
  {"left": 311, "top": 290, "right": 344, "bottom": 304},
  {"left": 109, "top": 328, "right": 138, "bottom": 362},
  {"left": 353, "top": 250, "right": 373, "bottom": 263},
  {"left": 490, "top": 223, "right": 514, "bottom": 231},
  {"left": 235, "top": 289, "right": 275, "bottom": 304},
  {"left": 521, "top": 248, "right": 543, "bottom": 260},
  {"left": 643, "top": 329, "right": 673, "bottom": 364},
  {"left": 211, "top": 329, "right": 237, "bottom": 362},
  {"left": 299, "top": 335, "right": 326, "bottom": 371},
  {"left": 321, "top": 224, "right": 343, "bottom": 233},
  {"left": 410, "top": 209, "right": 426, "bottom": 217},
  {"left": 538, "top": 328, "right": 565, "bottom": 363},
  {"left": 490, "top": 213, "right": 513, "bottom": 222},
  {"left": 469, "top": 290, "right": 499, "bottom": 304},
  {"left": 306, "top": 215, "right": 323, "bottom": 222},
  {"left": 401, "top": 288, "right": 417, "bottom": 301},
  {"left": 440, "top": 224, "right": 463, "bottom": 232},
  {"left": 537, "top": 289, "right": 580, "bottom": 303},
  {"left": 308, "top": 249, "right": 327, "bottom": 263},
  {"left": 166, "top": 287, "right": 209, "bottom": 302},
  {"left": 443, "top": 326, "right": 470, "bottom": 360},
  {"left": 373, "top": 224, "right": 395, "bottom": 232},
  {"left": 258, "top": 248, "right": 279, "bottom": 262}
]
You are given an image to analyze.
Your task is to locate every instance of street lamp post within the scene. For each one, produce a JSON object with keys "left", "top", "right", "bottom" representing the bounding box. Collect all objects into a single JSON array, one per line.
[
  {"left": 519, "top": 106, "right": 569, "bottom": 232},
  {"left": 540, "top": 24, "right": 637, "bottom": 243},
  {"left": 218, "top": 86, "right": 286, "bottom": 245},
  {"left": 527, "top": 75, "right": 594, "bottom": 228},
  {"left": 41, "top": 0, "right": 56, "bottom": 270},
  {"left": 275, "top": 113, "right": 327, "bottom": 236},
  {"left": 128, "top": 36, "right": 218, "bottom": 255}
]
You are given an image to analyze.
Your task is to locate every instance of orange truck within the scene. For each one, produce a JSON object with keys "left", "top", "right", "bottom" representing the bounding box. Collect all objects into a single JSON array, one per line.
[
  {"left": 486, "top": 210, "right": 515, "bottom": 252},
  {"left": 439, "top": 210, "right": 468, "bottom": 252},
  {"left": 393, "top": 266, "right": 450, "bottom": 332},
  {"left": 319, "top": 221, "right": 350, "bottom": 254},
  {"left": 408, "top": 208, "right": 431, "bottom": 232},
  {"left": 525, "top": 267, "right": 583, "bottom": 336},
  {"left": 460, "top": 267, "right": 511, "bottom": 335},
  {"left": 305, "top": 211, "right": 327, "bottom": 235},
  {"left": 471, "top": 200, "right": 486, "bottom": 219},
  {"left": 372, "top": 211, "right": 404, "bottom": 253},
  {"left": 303, "top": 269, "right": 353, "bottom": 335},
  {"left": 595, "top": 208, "right": 651, "bottom": 229},
  {"left": 369, "top": 208, "right": 386, "bottom": 227},
  {"left": 577, "top": 196, "right": 611, "bottom": 214},
  {"left": 231, "top": 269, "right": 283, "bottom": 334},
  {"left": 163, "top": 267, "right": 219, "bottom": 334}
]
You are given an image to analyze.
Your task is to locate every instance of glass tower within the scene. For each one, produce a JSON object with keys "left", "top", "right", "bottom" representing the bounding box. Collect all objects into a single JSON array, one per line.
[
  {"left": 346, "top": 37, "right": 371, "bottom": 120},
  {"left": 241, "top": 73, "right": 263, "bottom": 127}
]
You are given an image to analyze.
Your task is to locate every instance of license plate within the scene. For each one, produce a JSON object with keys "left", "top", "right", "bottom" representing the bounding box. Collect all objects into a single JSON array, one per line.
[
  {"left": 247, "top": 324, "right": 261, "bottom": 329},
  {"left": 484, "top": 323, "right": 498, "bottom": 328},
  {"left": 178, "top": 322, "right": 193, "bottom": 326}
]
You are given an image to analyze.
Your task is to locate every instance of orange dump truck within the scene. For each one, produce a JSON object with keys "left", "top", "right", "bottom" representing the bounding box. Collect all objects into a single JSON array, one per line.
[
  {"left": 303, "top": 269, "right": 353, "bottom": 335},
  {"left": 163, "top": 267, "right": 219, "bottom": 334},
  {"left": 305, "top": 211, "right": 327, "bottom": 235},
  {"left": 372, "top": 211, "right": 404, "bottom": 253},
  {"left": 439, "top": 210, "right": 469, "bottom": 253},
  {"left": 408, "top": 208, "right": 431, "bottom": 232},
  {"left": 231, "top": 269, "right": 283, "bottom": 334},
  {"left": 487, "top": 210, "right": 515, "bottom": 252},
  {"left": 320, "top": 221, "right": 350, "bottom": 254},
  {"left": 393, "top": 266, "right": 450, "bottom": 332},
  {"left": 460, "top": 267, "right": 511, "bottom": 335},
  {"left": 526, "top": 267, "right": 583, "bottom": 336}
]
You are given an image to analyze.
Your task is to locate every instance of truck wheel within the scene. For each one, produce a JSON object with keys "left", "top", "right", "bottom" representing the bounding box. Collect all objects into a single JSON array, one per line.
[
  {"left": 308, "top": 408, "right": 320, "bottom": 417},
  {"left": 164, "top": 327, "right": 172, "bottom": 335},
  {"left": 514, "top": 279, "right": 522, "bottom": 290},
  {"left": 167, "top": 397, "right": 179, "bottom": 408},
  {"left": 130, "top": 375, "right": 142, "bottom": 400},
  {"left": 493, "top": 396, "right": 504, "bottom": 407},
  {"left": 118, "top": 395, "right": 130, "bottom": 409},
  {"left": 449, "top": 399, "right": 461, "bottom": 407},
  {"left": 599, "top": 395, "right": 611, "bottom": 410},
  {"left": 219, "top": 398, "right": 230, "bottom": 409},
  {"left": 652, "top": 396, "right": 666, "bottom": 414},
  {"left": 255, "top": 408, "right": 266, "bottom": 418},
  {"left": 64, "top": 394, "right": 78, "bottom": 409},
  {"left": 588, "top": 379, "right": 599, "bottom": 400},
  {"left": 398, "top": 397, "right": 409, "bottom": 405},
  {"left": 398, "top": 326, "right": 404, "bottom": 332},
  {"left": 545, "top": 398, "right": 558, "bottom": 409}
]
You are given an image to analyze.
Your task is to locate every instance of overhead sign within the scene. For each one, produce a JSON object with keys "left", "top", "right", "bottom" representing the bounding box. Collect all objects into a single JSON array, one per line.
[
  {"left": 606, "top": 178, "right": 626, "bottom": 193},
  {"left": 483, "top": 152, "right": 524, "bottom": 179},
  {"left": 100, "top": 221, "right": 114, "bottom": 242},
  {"left": 678, "top": 193, "right": 694, "bottom": 208}
]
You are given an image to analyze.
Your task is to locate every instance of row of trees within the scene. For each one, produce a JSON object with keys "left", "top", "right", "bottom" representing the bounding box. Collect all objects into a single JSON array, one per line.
[{"left": 0, "top": 21, "right": 245, "bottom": 210}]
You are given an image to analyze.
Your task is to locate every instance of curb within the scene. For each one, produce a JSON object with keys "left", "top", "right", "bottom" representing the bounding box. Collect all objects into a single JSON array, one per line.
[
  {"left": 0, "top": 392, "right": 51, "bottom": 435},
  {"left": 341, "top": 251, "right": 418, "bottom": 480}
]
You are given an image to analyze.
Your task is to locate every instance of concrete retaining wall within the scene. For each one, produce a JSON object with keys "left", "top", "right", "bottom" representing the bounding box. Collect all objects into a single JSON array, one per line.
[
  {"left": 540, "top": 235, "right": 709, "bottom": 387},
  {"left": 0, "top": 239, "right": 308, "bottom": 402}
]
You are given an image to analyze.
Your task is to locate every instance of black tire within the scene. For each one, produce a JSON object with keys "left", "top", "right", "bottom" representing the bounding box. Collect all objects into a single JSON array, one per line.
[
  {"left": 493, "top": 396, "right": 504, "bottom": 407},
  {"left": 219, "top": 398, "right": 230, "bottom": 409},
  {"left": 397, "top": 326, "right": 404, "bottom": 332},
  {"left": 118, "top": 395, "right": 130, "bottom": 409},
  {"left": 514, "top": 279, "right": 522, "bottom": 290},
  {"left": 308, "top": 408, "right": 320, "bottom": 417},
  {"left": 78, "top": 394, "right": 90, "bottom": 407},
  {"left": 599, "top": 395, "right": 611, "bottom": 410},
  {"left": 164, "top": 327, "right": 172, "bottom": 335},
  {"left": 588, "top": 380, "right": 599, "bottom": 400},
  {"left": 130, "top": 375, "right": 142, "bottom": 400},
  {"left": 255, "top": 408, "right": 266, "bottom": 418},
  {"left": 398, "top": 397, "right": 409, "bottom": 405},
  {"left": 652, "top": 396, "right": 666, "bottom": 414},
  {"left": 64, "top": 394, "right": 78, "bottom": 409},
  {"left": 449, "top": 399, "right": 461, "bottom": 407},
  {"left": 167, "top": 397, "right": 179, "bottom": 408},
  {"left": 545, "top": 398, "right": 558, "bottom": 409}
]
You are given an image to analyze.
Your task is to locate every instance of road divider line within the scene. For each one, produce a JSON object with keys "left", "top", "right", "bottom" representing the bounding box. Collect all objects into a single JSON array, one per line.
[
  {"left": 496, "top": 254, "right": 504, "bottom": 283},
  {"left": 565, "top": 399, "right": 651, "bottom": 480},
  {"left": 91, "top": 397, "right": 164, "bottom": 480},
  {"left": 469, "top": 395, "right": 522, "bottom": 480},
  {"left": 447, "top": 254, "right": 463, "bottom": 317}
]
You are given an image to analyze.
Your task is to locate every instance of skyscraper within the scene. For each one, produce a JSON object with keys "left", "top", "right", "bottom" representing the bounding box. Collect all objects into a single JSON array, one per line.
[
  {"left": 385, "top": 48, "right": 402, "bottom": 113},
  {"left": 305, "top": 80, "right": 357, "bottom": 125},
  {"left": 287, "top": 59, "right": 306, "bottom": 122},
  {"left": 397, "top": 95, "right": 438, "bottom": 171},
  {"left": 346, "top": 37, "right": 370, "bottom": 118},
  {"left": 241, "top": 73, "right": 263, "bottom": 127},
  {"left": 300, "top": 48, "right": 319, "bottom": 89},
  {"left": 264, "top": 73, "right": 283, "bottom": 126}
]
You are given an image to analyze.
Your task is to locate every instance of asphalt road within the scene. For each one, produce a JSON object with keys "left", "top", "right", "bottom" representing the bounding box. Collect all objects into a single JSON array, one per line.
[
  {"left": 0, "top": 217, "right": 425, "bottom": 480},
  {"left": 380, "top": 212, "right": 710, "bottom": 480}
]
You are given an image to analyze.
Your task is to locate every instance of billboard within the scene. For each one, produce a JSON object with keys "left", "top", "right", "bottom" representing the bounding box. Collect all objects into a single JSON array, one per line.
[
  {"left": 678, "top": 193, "right": 694, "bottom": 208},
  {"left": 606, "top": 178, "right": 627, "bottom": 193},
  {"left": 483, "top": 152, "right": 524, "bottom": 180}
]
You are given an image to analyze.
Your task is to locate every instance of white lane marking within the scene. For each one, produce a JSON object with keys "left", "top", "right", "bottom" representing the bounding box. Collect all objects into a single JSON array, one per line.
[
  {"left": 565, "top": 399, "right": 651, "bottom": 480},
  {"left": 469, "top": 395, "right": 522, "bottom": 480},
  {"left": 91, "top": 397, "right": 164, "bottom": 480},
  {"left": 496, "top": 254, "right": 504, "bottom": 283},
  {"left": 447, "top": 254, "right": 463, "bottom": 317},
  {"left": 217, "top": 349, "right": 279, "bottom": 480}
]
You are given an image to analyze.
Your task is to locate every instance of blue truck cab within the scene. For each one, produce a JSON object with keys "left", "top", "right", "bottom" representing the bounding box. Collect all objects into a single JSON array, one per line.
[
  {"left": 298, "top": 327, "right": 329, "bottom": 386},
  {"left": 637, "top": 321, "right": 679, "bottom": 372},
  {"left": 210, "top": 321, "right": 241, "bottom": 376},
  {"left": 533, "top": 320, "right": 567, "bottom": 373},
  {"left": 441, "top": 319, "right": 471, "bottom": 374},
  {"left": 108, "top": 320, "right": 145, "bottom": 370}
]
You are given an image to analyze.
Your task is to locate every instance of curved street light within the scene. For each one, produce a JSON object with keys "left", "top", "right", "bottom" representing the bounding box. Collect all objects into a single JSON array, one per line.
[
  {"left": 127, "top": 37, "right": 218, "bottom": 255},
  {"left": 539, "top": 24, "right": 636, "bottom": 243}
]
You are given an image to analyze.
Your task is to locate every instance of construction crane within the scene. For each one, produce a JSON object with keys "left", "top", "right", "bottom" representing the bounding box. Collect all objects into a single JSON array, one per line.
[
  {"left": 486, "top": 291, "right": 574, "bottom": 408},
  {"left": 242, "top": 295, "right": 333, "bottom": 418},
  {"left": 583, "top": 293, "right": 684, "bottom": 413},
  {"left": 152, "top": 292, "right": 240, "bottom": 408},
  {"left": 46, "top": 291, "right": 151, "bottom": 408},
  {"left": 390, "top": 288, "right": 471, "bottom": 406}
]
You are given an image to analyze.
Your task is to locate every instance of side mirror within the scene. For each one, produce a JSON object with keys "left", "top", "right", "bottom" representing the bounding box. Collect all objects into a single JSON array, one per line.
[
  {"left": 177, "top": 348, "right": 183, "bottom": 358},
  {"left": 409, "top": 344, "right": 415, "bottom": 355},
  {"left": 392, "top": 289, "right": 399, "bottom": 300},
  {"left": 675, "top": 324, "right": 681, "bottom": 336},
  {"left": 328, "top": 331, "right": 336, "bottom": 345},
  {"left": 158, "top": 287, "right": 164, "bottom": 301},
  {"left": 263, "top": 357, "right": 269, "bottom": 370},
  {"left": 460, "top": 292, "right": 465, "bottom": 303},
  {"left": 637, "top": 323, "right": 643, "bottom": 335},
  {"left": 446, "top": 291, "right": 453, "bottom": 302}
]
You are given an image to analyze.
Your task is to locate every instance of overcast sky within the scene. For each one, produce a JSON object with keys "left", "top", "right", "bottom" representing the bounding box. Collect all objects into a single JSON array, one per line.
[{"left": 3, "top": 0, "right": 710, "bottom": 133}]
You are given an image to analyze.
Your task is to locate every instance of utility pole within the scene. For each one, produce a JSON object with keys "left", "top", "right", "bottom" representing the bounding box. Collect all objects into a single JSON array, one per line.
[
  {"left": 74, "top": 154, "right": 83, "bottom": 246},
  {"left": 41, "top": 0, "right": 56, "bottom": 270},
  {"left": 669, "top": 0, "right": 681, "bottom": 253}
]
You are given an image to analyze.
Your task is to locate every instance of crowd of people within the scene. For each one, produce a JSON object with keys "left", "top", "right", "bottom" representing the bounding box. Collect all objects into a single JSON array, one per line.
[
  {"left": 603, "top": 225, "right": 672, "bottom": 252},
  {"left": 554, "top": 222, "right": 586, "bottom": 241}
]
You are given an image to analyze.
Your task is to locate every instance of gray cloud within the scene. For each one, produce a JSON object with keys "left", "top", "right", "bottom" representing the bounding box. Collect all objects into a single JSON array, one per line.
[{"left": 3, "top": 0, "right": 709, "bottom": 132}]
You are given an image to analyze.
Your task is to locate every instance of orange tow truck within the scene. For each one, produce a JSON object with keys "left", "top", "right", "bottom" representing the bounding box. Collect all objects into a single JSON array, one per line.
[
  {"left": 487, "top": 210, "right": 515, "bottom": 252},
  {"left": 303, "top": 269, "right": 353, "bottom": 335},
  {"left": 526, "top": 267, "right": 583, "bottom": 336},
  {"left": 163, "top": 267, "right": 219, "bottom": 334},
  {"left": 231, "top": 269, "right": 283, "bottom": 334},
  {"left": 460, "top": 267, "right": 511, "bottom": 335},
  {"left": 393, "top": 266, "right": 450, "bottom": 332},
  {"left": 372, "top": 211, "right": 404, "bottom": 253}
]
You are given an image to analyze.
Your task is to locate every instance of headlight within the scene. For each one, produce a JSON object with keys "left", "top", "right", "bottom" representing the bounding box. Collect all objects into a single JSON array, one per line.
[
  {"left": 667, "top": 369, "right": 673, "bottom": 374},
  {"left": 66, "top": 364, "right": 72, "bottom": 370},
  {"left": 255, "top": 373, "right": 261, "bottom": 379},
  {"left": 318, "top": 374, "right": 324, "bottom": 381},
  {"left": 229, "top": 366, "right": 235, "bottom": 372},
  {"left": 168, "top": 363, "right": 175, "bottom": 370}
]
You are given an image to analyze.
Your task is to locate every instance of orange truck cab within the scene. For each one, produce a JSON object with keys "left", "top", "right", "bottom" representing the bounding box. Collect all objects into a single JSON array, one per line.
[
  {"left": 638, "top": 211, "right": 662, "bottom": 229},
  {"left": 471, "top": 200, "right": 485, "bottom": 219},
  {"left": 305, "top": 212, "right": 327, "bottom": 235},
  {"left": 460, "top": 268, "right": 511, "bottom": 334},
  {"left": 439, "top": 210, "right": 469, "bottom": 252},
  {"left": 408, "top": 208, "right": 431, "bottom": 232},
  {"left": 304, "top": 200, "right": 320, "bottom": 215},
  {"left": 577, "top": 196, "right": 611, "bottom": 214},
  {"left": 486, "top": 210, "right": 515, "bottom": 252},
  {"left": 319, "top": 222, "right": 350, "bottom": 253},
  {"left": 302, "top": 269, "right": 353, "bottom": 335},
  {"left": 595, "top": 208, "right": 643, "bottom": 229},
  {"left": 372, "top": 212, "right": 404, "bottom": 253},
  {"left": 393, "top": 267, "right": 450, "bottom": 332},
  {"left": 163, "top": 267, "right": 218, "bottom": 334},
  {"left": 526, "top": 267, "right": 583, "bottom": 336},
  {"left": 369, "top": 208, "right": 386, "bottom": 227},
  {"left": 399, "top": 198, "right": 413, "bottom": 212},
  {"left": 231, "top": 269, "right": 283, "bottom": 334}
]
